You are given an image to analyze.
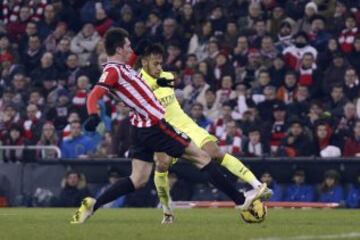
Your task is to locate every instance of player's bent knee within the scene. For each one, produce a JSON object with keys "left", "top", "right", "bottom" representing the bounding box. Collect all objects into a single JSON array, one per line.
[{"left": 130, "top": 172, "right": 150, "bottom": 189}]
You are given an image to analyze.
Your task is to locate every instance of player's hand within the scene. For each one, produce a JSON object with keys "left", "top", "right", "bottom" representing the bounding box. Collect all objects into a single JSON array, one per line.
[
  {"left": 134, "top": 38, "right": 151, "bottom": 55},
  {"left": 157, "top": 78, "right": 175, "bottom": 88},
  {"left": 84, "top": 114, "right": 101, "bottom": 132}
]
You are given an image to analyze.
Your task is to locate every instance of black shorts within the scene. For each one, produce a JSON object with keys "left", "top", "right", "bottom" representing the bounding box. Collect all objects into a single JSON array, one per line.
[{"left": 128, "top": 120, "right": 191, "bottom": 162}]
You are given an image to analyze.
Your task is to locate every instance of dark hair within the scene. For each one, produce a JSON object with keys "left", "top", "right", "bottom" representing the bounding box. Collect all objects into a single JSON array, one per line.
[
  {"left": 191, "top": 102, "right": 204, "bottom": 110},
  {"left": 142, "top": 43, "right": 165, "bottom": 58},
  {"left": 104, "top": 28, "right": 129, "bottom": 56}
]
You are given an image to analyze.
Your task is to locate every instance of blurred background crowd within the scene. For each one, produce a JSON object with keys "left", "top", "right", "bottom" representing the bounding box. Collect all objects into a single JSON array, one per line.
[
  {"left": 2, "top": 0, "right": 360, "bottom": 160},
  {"left": 1, "top": 0, "right": 360, "bottom": 208}
]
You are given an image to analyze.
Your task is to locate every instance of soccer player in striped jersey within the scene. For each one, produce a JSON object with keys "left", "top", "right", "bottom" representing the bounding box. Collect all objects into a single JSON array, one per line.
[
  {"left": 138, "top": 44, "right": 273, "bottom": 224},
  {"left": 70, "top": 28, "right": 266, "bottom": 224}
]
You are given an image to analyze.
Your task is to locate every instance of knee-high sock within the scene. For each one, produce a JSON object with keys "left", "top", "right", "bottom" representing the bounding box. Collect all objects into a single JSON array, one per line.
[
  {"left": 154, "top": 171, "right": 172, "bottom": 213},
  {"left": 221, "top": 153, "right": 261, "bottom": 189},
  {"left": 201, "top": 161, "right": 245, "bottom": 205},
  {"left": 94, "top": 177, "right": 135, "bottom": 211}
]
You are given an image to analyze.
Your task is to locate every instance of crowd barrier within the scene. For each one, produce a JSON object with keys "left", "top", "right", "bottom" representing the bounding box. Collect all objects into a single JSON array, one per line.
[{"left": 0, "top": 157, "right": 359, "bottom": 206}]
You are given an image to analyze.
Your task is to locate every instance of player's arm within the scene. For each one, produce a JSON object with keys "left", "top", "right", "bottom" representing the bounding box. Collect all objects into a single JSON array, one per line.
[{"left": 84, "top": 68, "right": 118, "bottom": 131}]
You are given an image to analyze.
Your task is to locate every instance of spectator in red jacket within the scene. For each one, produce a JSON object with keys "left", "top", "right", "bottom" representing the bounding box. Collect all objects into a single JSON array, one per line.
[
  {"left": 344, "top": 121, "right": 360, "bottom": 156},
  {"left": 338, "top": 15, "right": 358, "bottom": 53}
]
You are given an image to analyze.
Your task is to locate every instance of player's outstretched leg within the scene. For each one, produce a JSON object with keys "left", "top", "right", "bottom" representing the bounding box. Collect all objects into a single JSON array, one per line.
[
  {"left": 202, "top": 142, "right": 273, "bottom": 200},
  {"left": 154, "top": 153, "right": 174, "bottom": 224},
  {"left": 71, "top": 159, "right": 153, "bottom": 224},
  {"left": 183, "top": 142, "right": 266, "bottom": 210}
]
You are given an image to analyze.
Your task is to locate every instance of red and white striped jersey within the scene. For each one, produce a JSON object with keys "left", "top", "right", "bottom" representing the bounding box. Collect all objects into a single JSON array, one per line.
[{"left": 97, "top": 61, "right": 165, "bottom": 128}]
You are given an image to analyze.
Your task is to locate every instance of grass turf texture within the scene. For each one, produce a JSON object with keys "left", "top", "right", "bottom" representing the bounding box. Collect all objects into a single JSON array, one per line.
[{"left": 0, "top": 208, "right": 358, "bottom": 240}]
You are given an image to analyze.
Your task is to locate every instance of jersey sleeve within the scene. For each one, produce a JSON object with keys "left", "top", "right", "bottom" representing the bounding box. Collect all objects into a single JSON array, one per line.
[{"left": 87, "top": 67, "right": 119, "bottom": 114}]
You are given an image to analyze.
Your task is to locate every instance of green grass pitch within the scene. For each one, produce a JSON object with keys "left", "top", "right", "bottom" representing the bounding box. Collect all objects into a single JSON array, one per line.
[{"left": 0, "top": 208, "right": 358, "bottom": 240}]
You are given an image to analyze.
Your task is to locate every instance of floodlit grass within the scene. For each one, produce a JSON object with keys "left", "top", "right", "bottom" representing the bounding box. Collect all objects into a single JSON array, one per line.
[{"left": 0, "top": 208, "right": 358, "bottom": 240}]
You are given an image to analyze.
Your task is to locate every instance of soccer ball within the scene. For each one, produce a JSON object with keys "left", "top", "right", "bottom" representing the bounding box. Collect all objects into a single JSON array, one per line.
[{"left": 240, "top": 200, "right": 267, "bottom": 224}]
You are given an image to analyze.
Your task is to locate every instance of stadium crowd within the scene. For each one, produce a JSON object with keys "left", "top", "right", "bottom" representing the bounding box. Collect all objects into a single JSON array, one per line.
[{"left": 1, "top": 0, "right": 360, "bottom": 208}]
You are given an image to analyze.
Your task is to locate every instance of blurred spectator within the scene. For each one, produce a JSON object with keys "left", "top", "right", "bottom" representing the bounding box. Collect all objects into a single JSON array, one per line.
[
  {"left": 21, "top": 35, "right": 44, "bottom": 74},
  {"left": 285, "top": 170, "right": 315, "bottom": 202},
  {"left": 277, "top": 71, "right": 297, "bottom": 104},
  {"left": 46, "top": 90, "right": 71, "bottom": 131},
  {"left": 244, "top": 127, "right": 269, "bottom": 157},
  {"left": 112, "top": 103, "right": 131, "bottom": 157},
  {"left": 297, "top": 52, "right": 322, "bottom": 97},
  {"left": 209, "top": 103, "right": 234, "bottom": 138},
  {"left": 338, "top": 15, "right": 358, "bottom": 53},
  {"left": 218, "top": 120, "right": 246, "bottom": 155},
  {"left": 192, "top": 183, "right": 228, "bottom": 201},
  {"left": 348, "top": 36, "right": 360, "bottom": 73},
  {"left": 314, "top": 122, "right": 337, "bottom": 156},
  {"left": 44, "top": 22, "right": 68, "bottom": 53},
  {"left": 347, "top": 171, "right": 360, "bottom": 208},
  {"left": 275, "top": 21, "right": 293, "bottom": 52},
  {"left": 215, "top": 75, "right": 236, "bottom": 105},
  {"left": 94, "top": 6, "right": 113, "bottom": 37},
  {"left": 70, "top": 23, "right": 100, "bottom": 66},
  {"left": 257, "top": 86, "right": 279, "bottom": 120},
  {"left": 6, "top": 5, "right": 32, "bottom": 41},
  {"left": 324, "top": 85, "right": 349, "bottom": 117},
  {"left": 37, "top": 4, "right": 58, "bottom": 39},
  {"left": 202, "top": 89, "right": 220, "bottom": 122},
  {"left": 308, "top": 15, "right": 331, "bottom": 52},
  {"left": 343, "top": 68, "right": 360, "bottom": 101},
  {"left": 296, "top": 2, "right": 318, "bottom": 33},
  {"left": 0, "top": 35, "right": 16, "bottom": 65},
  {"left": 63, "top": 112, "right": 81, "bottom": 140},
  {"left": 318, "top": 169, "right": 345, "bottom": 205},
  {"left": 72, "top": 75, "right": 91, "bottom": 121},
  {"left": 60, "top": 121, "right": 97, "bottom": 159},
  {"left": 183, "top": 72, "right": 210, "bottom": 111},
  {"left": 323, "top": 53, "right": 349, "bottom": 93},
  {"left": 344, "top": 121, "right": 360, "bottom": 157},
  {"left": 30, "top": 52, "right": 58, "bottom": 88},
  {"left": 36, "top": 122, "right": 59, "bottom": 159},
  {"left": 278, "top": 119, "right": 314, "bottom": 157},
  {"left": 23, "top": 104, "right": 45, "bottom": 144},
  {"left": 260, "top": 171, "right": 283, "bottom": 201},
  {"left": 268, "top": 102, "right": 288, "bottom": 154},
  {"left": 96, "top": 168, "right": 125, "bottom": 208},
  {"left": 57, "top": 170, "right": 91, "bottom": 207},
  {"left": 317, "top": 38, "right": 339, "bottom": 71},
  {"left": 189, "top": 103, "right": 211, "bottom": 130},
  {"left": 3, "top": 124, "right": 25, "bottom": 163},
  {"left": 0, "top": 104, "right": 21, "bottom": 141}
]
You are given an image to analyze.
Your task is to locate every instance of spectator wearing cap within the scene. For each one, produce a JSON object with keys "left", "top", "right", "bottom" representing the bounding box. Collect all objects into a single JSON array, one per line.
[
  {"left": 275, "top": 21, "right": 293, "bottom": 52},
  {"left": 324, "top": 85, "right": 349, "bottom": 117},
  {"left": 44, "top": 22, "right": 68, "bottom": 53},
  {"left": 296, "top": 2, "right": 318, "bottom": 33},
  {"left": 282, "top": 31, "right": 318, "bottom": 70},
  {"left": 36, "top": 122, "right": 59, "bottom": 159},
  {"left": 278, "top": 119, "right": 314, "bottom": 157},
  {"left": 23, "top": 104, "right": 45, "bottom": 144},
  {"left": 189, "top": 103, "right": 212, "bottom": 130},
  {"left": 317, "top": 38, "right": 340, "bottom": 72},
  {"left": 218, "top": 120, "right": 246, "bottom": 155},
  {"left": 203, "top": 89, "right": 221, "bottom": 122},
  {"left": 308, "top": 15, "right": 331, "bottom": 52},
  {"left": 96, "top": 168, "right": 126, "bottom": 208},
  {"left": 267, "top": 102, "right": 288, "bottom": 155},
  {"left": 60, "top": 121, "right": 97, "bottom": 159},
  {"left": 348, "top": 36, "right": 360, "bottom": 74},
  {"left": 30, "top": 52, "right": 59, "bottom": 88},
  {"left": 285, "top": 170, "right": 315, "bottom": 202},
  {"left": 70, "top": 23, "right": 100, "bottom": 67},
  {"left": 277, "top": 71, "right": 298, "bottom": 104},
  {"left": 318, "top": 170, "right": 344, "bottom": 205},
  {"left": 346, "top": 171, "right": 360, "bottom": 208},
  {"left": 261, "top": 171, "right": 283, "bottom": 201},
  {"left": 338, "top": 15, "right": 358, "bottom": 53},
  {"left": 243, "top": 127, "right": 269, "bottom": 157},
  {"left": 344, "top": 121, "right": 360, "bottom": 157},
  {"left": 21, "top": 35, "right": 44, "bottom": 74},
  {"left": 3, "top": 124, "right": 25, "bottom": 163},
  {"left": 343, "top": 68, "right": 360, "bottom": 101}
]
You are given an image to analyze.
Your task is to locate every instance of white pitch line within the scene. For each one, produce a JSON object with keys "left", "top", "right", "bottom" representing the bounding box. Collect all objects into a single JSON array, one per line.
[{"left": 250, "top": 232, "right": 360, "bottom": 240}]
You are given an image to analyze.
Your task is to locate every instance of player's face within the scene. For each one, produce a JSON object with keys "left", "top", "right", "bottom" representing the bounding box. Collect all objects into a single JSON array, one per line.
[
  {"left": 144, "top": 54, "right": 163, "bottom": 78},
  {"left": 120, "top": 38, "right": 133, "bottom": 61}
]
